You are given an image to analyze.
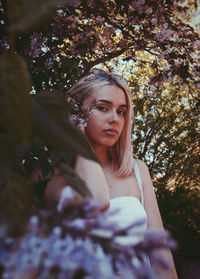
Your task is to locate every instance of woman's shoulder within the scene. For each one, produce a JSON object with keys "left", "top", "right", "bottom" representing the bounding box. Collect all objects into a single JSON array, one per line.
[
  {"left": 134, "top": 158, "right": 149, "bottom": 172},
  {"left": 134, "top": 159, "right": 154, "bottom": 194},
  {"left": 133, "top": 158, "right": 152, "bottom": 187}
]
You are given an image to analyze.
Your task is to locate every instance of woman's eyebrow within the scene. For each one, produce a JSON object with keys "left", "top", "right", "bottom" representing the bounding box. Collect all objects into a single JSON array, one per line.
[{"left": 96, "top": 99, "right": 127, "bottom": 108}]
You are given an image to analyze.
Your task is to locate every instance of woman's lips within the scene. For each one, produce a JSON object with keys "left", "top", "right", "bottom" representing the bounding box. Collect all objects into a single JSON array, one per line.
[{"left": 103, "top": 129, "right": 118, "bottom": 136}]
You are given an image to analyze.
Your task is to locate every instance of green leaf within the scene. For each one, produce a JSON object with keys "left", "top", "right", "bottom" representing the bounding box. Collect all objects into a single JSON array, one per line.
[
  {"left": 59, "top": 163, "right": 92, "bottom": 198},
  {"left": 0, "top": 51, "right": 32, "bottom": 142},
  {"left": 32, "top": 100, "right": 97, "bottom": 162},
  {"left": 8, "top": 0, "right": 79, "bottom": 33}
]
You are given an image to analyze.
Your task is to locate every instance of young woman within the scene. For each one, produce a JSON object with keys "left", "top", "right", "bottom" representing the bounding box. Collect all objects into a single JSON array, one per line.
[{"left": 32, "top": 70, "right": 178, "bottom": 278}]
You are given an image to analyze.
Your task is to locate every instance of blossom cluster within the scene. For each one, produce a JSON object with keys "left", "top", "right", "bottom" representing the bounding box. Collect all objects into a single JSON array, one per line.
[
  {"left": 26, "top": 33, "right": 49, "bottom": 59},
  {"left": 68, "top": 97, "right": 96, "bottom": 128},
  {"left": 0, "top": 190, "right": 176, "bottom": 279}
]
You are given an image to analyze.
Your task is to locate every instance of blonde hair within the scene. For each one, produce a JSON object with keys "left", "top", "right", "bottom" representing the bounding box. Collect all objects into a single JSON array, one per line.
[{"left": 68, "top": 72, "right": 136, "bottom": 176}]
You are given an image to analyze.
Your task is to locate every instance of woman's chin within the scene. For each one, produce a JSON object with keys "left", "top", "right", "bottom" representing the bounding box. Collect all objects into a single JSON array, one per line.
[
  {"left": 90, "top": 138, "right": 118, "bottom": 149},
  {"left": 104, "top": 141, "right": 118, "bottom": 148}
]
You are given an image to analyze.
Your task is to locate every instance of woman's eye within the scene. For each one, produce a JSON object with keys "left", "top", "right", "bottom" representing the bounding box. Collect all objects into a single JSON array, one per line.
[
  {"left": 118, "top": 110, "right": 126, "bottom": 116},
  {"left": 97, "top": 106, "right": 108, "bottom": 111}
]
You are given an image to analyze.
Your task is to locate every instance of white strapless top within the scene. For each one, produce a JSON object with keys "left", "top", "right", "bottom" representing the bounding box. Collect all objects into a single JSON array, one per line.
[
  {"left": 109, "top": 196, "right": 147, "bottom": 233},
  {"left": 102, "top": 159, "right": 147, "bottom": 235}
]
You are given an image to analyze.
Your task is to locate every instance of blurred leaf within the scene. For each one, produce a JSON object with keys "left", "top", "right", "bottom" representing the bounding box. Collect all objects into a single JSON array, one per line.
[
  {"left": 49, "top": 149, "right": 72, "bottom": 166},
  {"left": 8, "top": 0, "right": 79, "bottom": 33},
  {"left": 32, "top": 91, "right": 72, "bottom": 165},
  {"left": 0, "top": 133, "right": 18, "bottom": 167},
  {"left": 0, "top": 51, "right": 32, "bottom": 142},
  {"left": 1, "top": 170, "right": 33, "bottom": 235},
  {"left": 59, "top": 163, "right": 92, "bottom": 198},
  {"left": 32, "top": 100, "right": 97, "bottom": 162},
  {"left": 33, "top": 90, "right": 69, "bottom": 120}
]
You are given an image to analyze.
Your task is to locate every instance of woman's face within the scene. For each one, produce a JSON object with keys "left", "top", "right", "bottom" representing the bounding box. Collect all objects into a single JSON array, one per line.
[{"left": 82, "top": 85, "right": 127, "bottom": 149}]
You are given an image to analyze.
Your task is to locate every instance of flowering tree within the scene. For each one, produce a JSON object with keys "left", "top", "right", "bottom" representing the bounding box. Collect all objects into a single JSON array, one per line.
[{"left": 1, "top": 0, "right": 199, "bottom": 92}]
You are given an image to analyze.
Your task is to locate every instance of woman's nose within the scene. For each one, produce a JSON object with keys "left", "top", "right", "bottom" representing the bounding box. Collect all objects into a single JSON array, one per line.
[{"left": 108, "top": 109, "right": 118, "bottom": 123}]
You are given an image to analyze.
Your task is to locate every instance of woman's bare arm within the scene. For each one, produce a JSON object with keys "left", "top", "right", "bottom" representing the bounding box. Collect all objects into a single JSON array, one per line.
[
  {"left": 74, "top": 156, "right": 110, "bottom": 211},
  {"left": 30, "top": 158, "right": 110, "bottom": 211},
  {"left": 137, "top": 159, "right": 178, "bottom": 279}
]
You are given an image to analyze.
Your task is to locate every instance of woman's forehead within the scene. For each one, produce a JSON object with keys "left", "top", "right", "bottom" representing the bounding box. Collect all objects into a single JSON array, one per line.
[{"left": 91, "top": 85, "right": 127, "bottom": 103}]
